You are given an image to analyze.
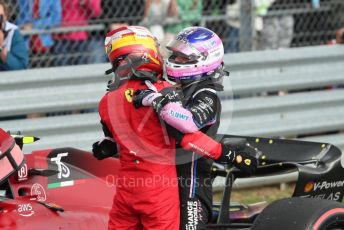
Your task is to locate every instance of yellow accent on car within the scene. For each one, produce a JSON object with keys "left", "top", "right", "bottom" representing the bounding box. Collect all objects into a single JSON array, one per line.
[
  {"left": 23, "top": 136, "right": 35, "bottom": 144},
  {"left": 11, "top": 135, "right": 38, "bottom": 144},
  {"left": 244, "top": 159, "right": 251, "bottom": 165}
]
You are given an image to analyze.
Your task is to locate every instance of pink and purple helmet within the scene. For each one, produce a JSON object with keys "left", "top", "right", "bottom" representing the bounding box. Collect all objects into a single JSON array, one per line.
[{"left": 165, "top": 27, "right": 224, "bottom": 83}]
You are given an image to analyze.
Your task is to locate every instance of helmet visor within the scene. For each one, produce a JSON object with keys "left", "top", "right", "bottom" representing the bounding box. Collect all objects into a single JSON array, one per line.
[
  {"left": 166, "top": 39, "right": 203, "bottom": 62},
  {"left": 113, "top": 53, "right": 158, "bottom": 80},
  {"left": 168, "top": 52, "right": 198, "bottom": 65}
]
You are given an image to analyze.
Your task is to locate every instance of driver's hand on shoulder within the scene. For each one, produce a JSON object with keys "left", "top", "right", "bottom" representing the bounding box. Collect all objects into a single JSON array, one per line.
[
  {"left": 159, "top": 87, "right": 182, "bottom": 103},
  {"left": 133, "top": 89, "right": 161, "bottom": 108}
]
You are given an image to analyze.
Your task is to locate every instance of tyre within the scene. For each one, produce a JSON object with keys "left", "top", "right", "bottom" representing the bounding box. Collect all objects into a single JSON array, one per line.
[{"left": 251, "top": 197, "right": 344, "bottom": 230}]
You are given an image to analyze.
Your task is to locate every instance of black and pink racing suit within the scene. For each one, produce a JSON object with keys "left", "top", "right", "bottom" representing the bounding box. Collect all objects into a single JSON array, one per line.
[{"left": 156, "top": 79, "right": 223, "bottom": 230}]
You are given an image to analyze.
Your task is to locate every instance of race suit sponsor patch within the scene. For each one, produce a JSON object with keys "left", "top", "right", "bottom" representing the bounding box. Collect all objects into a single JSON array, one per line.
[
  {"left": 187, "top": 142, "right": 212, "bottom": 158},
  {"left": 186, "top": 201, "right": 199, "bottom": 229},
  {"left": 169, "top": 109, "right": 189, "bottom": 121}
]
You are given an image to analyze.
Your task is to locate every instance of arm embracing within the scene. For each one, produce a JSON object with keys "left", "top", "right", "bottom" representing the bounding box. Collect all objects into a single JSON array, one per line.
[{"left": 159, "top": 90, "right": 219, "bottom": 133}]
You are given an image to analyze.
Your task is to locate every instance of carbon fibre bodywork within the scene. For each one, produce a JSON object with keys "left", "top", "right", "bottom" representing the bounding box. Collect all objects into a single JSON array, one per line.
[{"left": 221, "top": 134, "right": 344, "bottom": 202}]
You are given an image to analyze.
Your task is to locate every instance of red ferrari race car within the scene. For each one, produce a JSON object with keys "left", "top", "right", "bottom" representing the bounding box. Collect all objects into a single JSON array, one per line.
[
  {"left": 1, "top": 128, "right": 344, "bottom": 230},
  {"left": 0, "top": 128, "right": 117, "bottom": 229}
]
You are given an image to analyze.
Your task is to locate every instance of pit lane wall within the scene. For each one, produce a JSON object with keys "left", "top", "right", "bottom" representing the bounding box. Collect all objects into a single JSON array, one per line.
[{"left": 0, "top": 45, "right": 344, "bottom": 188}]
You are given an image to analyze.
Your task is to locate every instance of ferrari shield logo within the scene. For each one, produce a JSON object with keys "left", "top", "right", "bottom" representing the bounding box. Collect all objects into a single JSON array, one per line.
[{"left": 125, "top": 89, "right": 134, "bottom": 103}]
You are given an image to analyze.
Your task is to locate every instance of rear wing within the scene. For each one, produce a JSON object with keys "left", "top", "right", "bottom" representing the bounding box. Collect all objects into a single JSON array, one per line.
[{"left": 217, "top": 134, "right": 344, "bottom": 202}]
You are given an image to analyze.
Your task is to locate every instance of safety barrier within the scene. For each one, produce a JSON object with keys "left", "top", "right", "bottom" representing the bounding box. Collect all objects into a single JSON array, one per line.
[{"left": 1, "top": 45, "right": 344, "bottom": 157}]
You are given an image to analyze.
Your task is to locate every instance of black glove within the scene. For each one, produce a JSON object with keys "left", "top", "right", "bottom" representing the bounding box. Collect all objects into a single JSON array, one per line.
[
  {"left": 92, "top": 138, "right": 118, "bottom": 160},
  {"left": 217, "top": 139, "right": 258, "bottom": 175},
  {"left": 159, "top": 87, "right": 182, "bottom": 103},
  {"left": 151, "top": 95, "right": 169, "bottom": 114},
  {"left": 133, "top": 89, "right": 155, "bottom": 108},
  {"left": 151, "top": 88, "right": 182, "bottom": 113}
]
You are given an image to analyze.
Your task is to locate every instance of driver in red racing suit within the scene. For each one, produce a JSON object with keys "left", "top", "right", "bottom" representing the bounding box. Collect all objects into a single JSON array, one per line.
[
  {"left": 99, "top": 26, "right": 181, "bottom": 230},
  {"left": 96, "top": 26, "right": 257, "bottom": 230}
]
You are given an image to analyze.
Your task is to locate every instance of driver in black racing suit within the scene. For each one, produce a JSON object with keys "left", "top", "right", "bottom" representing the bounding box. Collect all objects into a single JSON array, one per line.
[{"left": 134, "top": 27, "right": 236, "bottom": 229}]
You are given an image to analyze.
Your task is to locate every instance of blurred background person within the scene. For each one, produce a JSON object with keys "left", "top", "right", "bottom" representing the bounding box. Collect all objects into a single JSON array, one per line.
[
  {"left": 94, "top": 0, "right": 145, "bottom": 64},
  {"left": 53, "top": 0, "right": 101, "bottom": 66},
  {"left": 3, "top": 0, "right": 18, "bottom": 22},
  {"left": 101, "top": 0, "right": 144, "bottom": 31},
  {"left": 336, "top": 27, "right": 344, "bottom": 44},
  {"left": 225, "top": 0, "right": 240, "bottom": 53},
  {"left": 165, "top": 0, "right": 202, "bottom": 35},
  {"left": 141, "top": 0, "right": 179, "bottom": 57},
  {"left": 0, "top": 0, "right": 340, "bottom": 68},
  {"left": 0, "top": 0, "right": 28, "bottom": 71},
  {"left": 17, "top": 0, "right": 61, "bottom": 68},
  {"left": 203, "top": 0, "right": 233, "bottom": 52},
  {"left": 257, "top": 0, "right": 294, "bottom": 50}
]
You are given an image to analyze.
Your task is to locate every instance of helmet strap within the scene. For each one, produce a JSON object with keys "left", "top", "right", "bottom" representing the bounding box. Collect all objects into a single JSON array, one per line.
[
  {"left": 130, "top": 67, "right": 159, "bottom": 83},
  {"left": 180, "top": 78, "right": 208, "bottom": 91},
  {"left": 216, "top": 63, "right": 230, "bottom": 78},
  {"left": 107, "top": 75, "right": 130, "bottom": 91},
  {"left": 179, "top": 64, "right": 228, "bottom": 90}
]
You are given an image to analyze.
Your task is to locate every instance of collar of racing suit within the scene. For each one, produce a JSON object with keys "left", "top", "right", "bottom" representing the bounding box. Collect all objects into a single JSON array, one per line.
[
  {"left": 106, "top": 73, "right": 162, "bottom": 91},
  {"left": 181, "top": 78, "right": 224, "bottom": 106}
]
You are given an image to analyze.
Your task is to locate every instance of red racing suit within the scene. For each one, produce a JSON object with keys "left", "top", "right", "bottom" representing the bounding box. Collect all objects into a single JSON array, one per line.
[
  {"left": 98, "top": 78, "right": 228, "bottom": 230},
  {"left": 99, "top": 79, "right": 180, "bottom": 230}
]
